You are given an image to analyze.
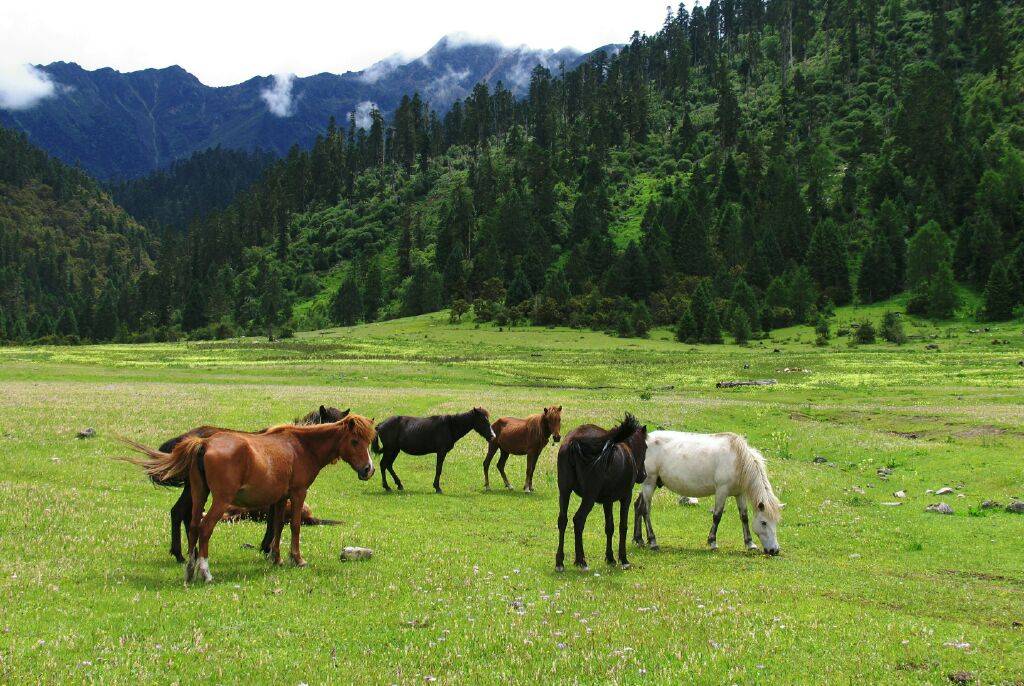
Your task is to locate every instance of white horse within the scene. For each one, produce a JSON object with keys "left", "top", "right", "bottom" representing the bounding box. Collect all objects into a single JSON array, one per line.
[{"left": 632, "top": 430, "right": 781, "bottom": 555}]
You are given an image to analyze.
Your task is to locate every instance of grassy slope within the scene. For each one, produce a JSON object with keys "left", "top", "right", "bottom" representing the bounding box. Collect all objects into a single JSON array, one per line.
[{"left": 0, "top": 307, "right": 1023, "bottom": 684}]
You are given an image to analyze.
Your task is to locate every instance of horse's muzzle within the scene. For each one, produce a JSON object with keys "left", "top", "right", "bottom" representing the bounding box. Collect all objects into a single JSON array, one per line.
[
  {"left": 552, "top": 435, "right": 561, "bottom": 444},
  {"left": 765, "top": 547, "right": 780, "bottom": 556},
  {"left": 359, "top": 465, "right": 374, "bottom": 481}
]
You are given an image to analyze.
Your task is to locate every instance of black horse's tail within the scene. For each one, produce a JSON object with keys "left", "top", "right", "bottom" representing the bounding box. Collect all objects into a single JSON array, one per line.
[{"left": 371, "top": 434, "right": 383, "bottom": 455}]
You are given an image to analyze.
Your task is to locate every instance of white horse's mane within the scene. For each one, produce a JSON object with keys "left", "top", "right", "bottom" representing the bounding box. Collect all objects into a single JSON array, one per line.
[{"left": 726, "top": 433, "right": 781, "bottom": 522}]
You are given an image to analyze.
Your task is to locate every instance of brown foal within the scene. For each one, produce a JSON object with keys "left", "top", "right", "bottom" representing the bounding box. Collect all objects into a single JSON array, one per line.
[
  {"left": 120, "top": 415, "right": 375, "bottom": 583},
  {"left": 484, "top": 405, "right": 562, "bottom": 492}
]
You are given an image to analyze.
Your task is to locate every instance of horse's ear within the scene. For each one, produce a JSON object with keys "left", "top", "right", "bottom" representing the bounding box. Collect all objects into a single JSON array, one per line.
[
  {"left": 558, "top": 405, "right": 562, "bottom": 411},
  {"left": 341, "top": 408, "right": 350, "bottom": 418},
  {"left": 758, "top": 502, "right": 765, "bottom": 512},
  {"left": 319, "top": 405, "right": 328, "bottom": 420},
  {"left": 543, "top": 407, "right": 548, "bottom": 415}
]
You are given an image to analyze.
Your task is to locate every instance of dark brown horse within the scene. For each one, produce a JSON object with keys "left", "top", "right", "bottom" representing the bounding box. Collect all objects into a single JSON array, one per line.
[
  {"left": 155, "top": 406, "right": 347, "bottom": 562},
  {"left": 371, "top": 408, "right": 495, "bottom": 493},
  {"left": 119, "top": 415, "right": 376, "bottom": 583},
  {"left": 484, "top": 405, "right": 562, "bottom": 492},
  {"left": 555, "top": 414, "right": 648, "bottom": 572}
]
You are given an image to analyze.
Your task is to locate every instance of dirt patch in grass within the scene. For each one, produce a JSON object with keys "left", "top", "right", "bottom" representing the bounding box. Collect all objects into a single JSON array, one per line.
[{"left": 953, "top": 425, "right": 1006, "bottom": 438}]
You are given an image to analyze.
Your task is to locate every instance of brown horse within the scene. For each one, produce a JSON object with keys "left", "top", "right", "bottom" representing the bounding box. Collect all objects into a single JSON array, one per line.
[
  {"left": 484, "top": 405, "right": 562, "bottom": 492},
  {"left": 119, "top": 415, "right": 375, "bottom": 583}
]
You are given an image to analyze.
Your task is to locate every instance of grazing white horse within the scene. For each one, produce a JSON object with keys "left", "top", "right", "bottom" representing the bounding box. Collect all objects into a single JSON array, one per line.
[{"left": 632, "top": 430, "right": 782, "bottom": 555}]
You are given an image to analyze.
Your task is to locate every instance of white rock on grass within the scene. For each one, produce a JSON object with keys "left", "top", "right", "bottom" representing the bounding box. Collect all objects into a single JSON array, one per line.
[
  {"left": 1006, "top": 501, "right": 1024, "bottom": 514},
  {"left": 340, "top": 546, "right": 373, "bottom": 560},
  {"left": 679, "top": 497, "right": 699, "bottom": 506},
  {"left": 935, "top": 487, "right": 955, "bottom": 495},
  {"left": 894, "top": 490, "right": 907, "bottom": 498},
  {"left": 925, "top": 503, "right": 954, "bottom": 515}
]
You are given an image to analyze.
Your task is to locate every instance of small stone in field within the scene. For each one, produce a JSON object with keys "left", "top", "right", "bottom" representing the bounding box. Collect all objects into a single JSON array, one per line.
[
  {"left": 880, "top": 502, "right": 902, "bottom": 507},
  {"left": 851, "top": 486, "right": 865, "bottom": 495},
  {"left": 948, "top": 671, "right": 974, "bottom": 684},
  {"left": 679, "top": 497, "right": 699, "bottom": 506},
  {"left": 812, "top": 456, "right": 828, "bottom": 464},
  {"left": 894, "top": 490, "right": 907, "bottom": 498},
  {"left": 340, "top": 546, "right": 373, "bottom": 560},
  {"left": 76, "top": 428, "right": 96, "bottom": 439},
  {"left": 877, "top": 467, "right": 893, "bottom": 477},
  {"left": 926, "top": 503, "right": 954, "bottom": 515},
  {"left": 944, "top": 640, "right": 970, "bottom": 650},
  {"left": 980, "top": 500, "right": 1000, "bottom": 509},
  {"left": 935, "top": 487, "right": 955, "bottom": 495},
  {"left": 1005, "top": 501, "right": 1024, "bottom": 514}
]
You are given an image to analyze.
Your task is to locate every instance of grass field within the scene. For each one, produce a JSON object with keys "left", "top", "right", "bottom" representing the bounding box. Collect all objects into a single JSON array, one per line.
[{"left": 1, "top": 308, "right": 1023, "bottom": 684}]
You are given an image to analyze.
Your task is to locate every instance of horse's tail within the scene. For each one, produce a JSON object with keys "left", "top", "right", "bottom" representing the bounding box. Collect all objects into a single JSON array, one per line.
[
  {"left": 371, "top": 434, "right": 383, "bottom": 455},
  {"left": 115, "top": 435, "right": 205, "bottom": 484},
  {"left": 729, "top": 433, "right": 781, "bottom": 521}
]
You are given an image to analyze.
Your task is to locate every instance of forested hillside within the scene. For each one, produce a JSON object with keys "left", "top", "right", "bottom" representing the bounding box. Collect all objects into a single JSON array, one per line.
[
  {"left": 0, "top": 128, "right": 154, "bottom": 342},
  {"left": 3, "top": 0, "right": 1022, "bottom": 343},
  {"left": 107, "top": 147, "right": 273, "bottom": 234}
]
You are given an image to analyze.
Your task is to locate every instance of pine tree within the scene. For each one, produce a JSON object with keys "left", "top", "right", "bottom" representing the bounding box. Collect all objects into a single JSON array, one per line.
[
  {"left": 506, "top": 263, "right": 533, "bottom": 306},
  {"left": 858, "top": 234, "right": 897, "bottom": 303},
  {"left": 700, "top": 304, "right": 724, "bottom": 344},
  {"left": 906, "top": 221, "right": 951, "bottom": 291},
  {"left": 806, "top": 219, "right": 852, "bottom": 305},
  {"left": 982, "top": 259, "right": 1015, "bottom": 321},
  {"left": 675, "top": 306, "right": 699, "bottom": 344},
  {"left": 730, "top": 278, "right": 760, "bottom": 328},
  {"left": 730, "top": 308, "right": 751, "bottom": 344},
  {"left": 969, "top": 210, "right": 1003, "bottom": 288},
  {"left": 331, "top": 274, "right": 364, "bottom": 326},
  {"left": 925, "top": 261, "right": 958, "bottom": 319}
]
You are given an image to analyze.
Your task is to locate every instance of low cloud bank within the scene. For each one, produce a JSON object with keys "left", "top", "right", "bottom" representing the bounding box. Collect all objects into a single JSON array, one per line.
[
  {"left": 260, "top": 73, "right": 296, "bottom": 117},
  {"left": 0, "top": 63, "right": 60, "bottom": 110}
]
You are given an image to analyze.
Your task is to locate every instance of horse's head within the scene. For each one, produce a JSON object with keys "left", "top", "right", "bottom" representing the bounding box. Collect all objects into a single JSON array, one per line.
[
  {"left": 319, "top": 405, "right": 350, "bottom": 423},
  {"left": 471, "top": 407, "right": 496, "bottom": 442},
  {"left": 336, "top": 415, "right": 375, "bottom": 480},
  {"left": 543, "top": 405, "right": 563, "bottom": 443},
  {"left": 752, "top": 498, "right": 781, "bottom": 555},
  {"left": 629, "top": 424, "right": 649, "bottom": 484}
]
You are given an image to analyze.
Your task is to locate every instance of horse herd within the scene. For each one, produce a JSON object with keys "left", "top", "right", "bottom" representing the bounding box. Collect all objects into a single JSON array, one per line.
[{"left": 117, "top": 404, "right": 781, "bottom": 584}]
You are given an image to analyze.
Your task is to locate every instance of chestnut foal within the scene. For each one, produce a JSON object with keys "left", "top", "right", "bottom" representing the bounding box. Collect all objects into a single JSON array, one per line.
[
  {"left": 120, "top": 415, "right": 375, "bottom": 583},
  {"left": 484, "top": 405, "right": 562, "bottom": 492}
]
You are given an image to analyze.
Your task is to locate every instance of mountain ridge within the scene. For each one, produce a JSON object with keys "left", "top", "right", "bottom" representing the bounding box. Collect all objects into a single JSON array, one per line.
[{"left": 1, "top": 36, "right": 610, "bottom": 180}]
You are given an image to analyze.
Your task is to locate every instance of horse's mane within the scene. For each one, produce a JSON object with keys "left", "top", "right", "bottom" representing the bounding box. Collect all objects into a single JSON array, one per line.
[
  {"left": 727, "top": 433, "right": 781, "bottom": 521},
  {"left": 265, "top": 415, "right": 376, "bottom": 442},
  {"left": 572, "top": 413, "right": 642, "bottom": 457}
]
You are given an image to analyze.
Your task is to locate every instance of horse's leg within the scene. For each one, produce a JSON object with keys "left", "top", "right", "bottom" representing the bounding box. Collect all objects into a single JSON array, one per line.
[
  {"left": 736, "top": 493, "right": 757, "bottom": 550},
  {"left": 707, "top": 488, "right": 729, "bottom": 551},
  {"left": 618, "top": 497, "right": 631, "bottom": 568},
  {"left": 288, "top": 488, "right": 308, "bottom": 566},
  {"left": 380, "top": 452, "right": 392, "bottom": 491},
  {"left": 524, "top": 451, "right": 539, "bottom": 493},
  {"left": 496, "top": 450, "right": 512, "bottom": 490},
  {"left": 632, "top": 492, "right": 645, "bottom": 547},
  {"left": 483, "top": 441, "right": 498, "bottom": 489},
  {"left": 386, "top": 449, "right": 403, "bottom": 491},
  {"left": 194, "top": 494, "right": 231, "bottom": 584},
  {"left": 555, "top": 488, "right": 570, "bottom": 572},
  {"left": 572, "top": 498, "right": 595, "bottom": 570},
  {"left": 170, "top": 484, "right": 190, "bottom": 562},
  {"left": 603, "top": 502, "right": 615, "bottom": 565},
  {"left": 185, "top": 475, "right": 209, "bottom": 584},
  {"left": 269, "top": 498, "right": 287, "bottom": 565},
  {"left": 432, "top": 450, "right": 449, "bottom": 494},
  {"left": 259, "top": 505, "right": 275, "bottom": 555},
  {"left": 641, "top": 482, "right": 658, "bottom": 550}
]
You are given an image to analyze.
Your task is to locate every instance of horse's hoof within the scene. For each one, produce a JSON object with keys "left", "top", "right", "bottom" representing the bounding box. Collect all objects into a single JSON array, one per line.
[
  {"left": 555, "top": 565, "right": 564, "bottom": 573},
  {"left": 574, "top": 562, "right": 589, "bottom": 572},
  {"left": 708, "top": 544, "right": 718, "bottom": 552},
  {"left": 621, "top": 562, "right": 632, "bottom": 570},
  {"left": 434, "top": 488, "right": 443, "bottom": 495},
  {"left": 649, "top": 543, "right": 660, "bottom": 552},
  {"left": 292, "top": 558, "right": 308, "bottom": 568},
  {"left": 632, "top": 538, "right": 644, "bottom": 548},
  {"left": 382, "top": 485, "right": 391, "bottom": 492}
]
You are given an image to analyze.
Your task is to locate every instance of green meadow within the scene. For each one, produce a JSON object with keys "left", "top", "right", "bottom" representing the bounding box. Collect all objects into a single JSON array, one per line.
[{"left": 1, "top": 309, "right": 1023, "bottom": 684}]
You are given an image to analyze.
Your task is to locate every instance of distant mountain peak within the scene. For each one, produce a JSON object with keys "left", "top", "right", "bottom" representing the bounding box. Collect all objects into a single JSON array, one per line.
[{"left": 4, "top": 34, "right": 609, "bottom": 179}]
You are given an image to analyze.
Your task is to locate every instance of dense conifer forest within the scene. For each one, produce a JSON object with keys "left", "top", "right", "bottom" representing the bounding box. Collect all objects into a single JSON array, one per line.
[{"left": 1, "top": 0, "right": 1022, "bottom": 343}]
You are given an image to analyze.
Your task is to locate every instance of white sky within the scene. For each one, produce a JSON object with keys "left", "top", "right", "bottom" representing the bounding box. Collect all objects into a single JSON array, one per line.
[{"left": 1, "top": 0, "right": 673, "bottom": 87}]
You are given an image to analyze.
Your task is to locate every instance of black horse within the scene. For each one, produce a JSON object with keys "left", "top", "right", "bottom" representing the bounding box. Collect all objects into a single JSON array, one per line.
[
  {"left": 155, "top": 405, "right": 348, "bottom": 562},
  {"left": 372, "top": 407, "right": 495, "bottom": 493},
  {"left": 555, "top": 413, "right": 648, "bottom": 572}
]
